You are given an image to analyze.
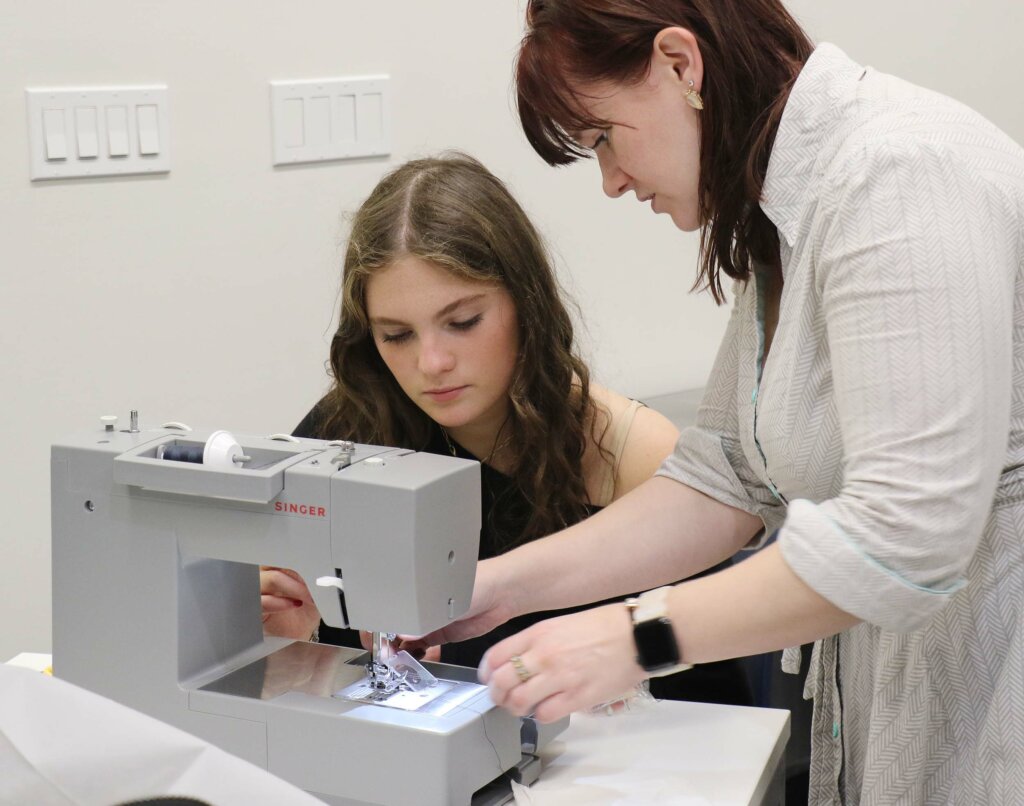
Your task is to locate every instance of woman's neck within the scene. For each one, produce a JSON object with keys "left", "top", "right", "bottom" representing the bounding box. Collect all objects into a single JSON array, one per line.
[{"left": 446, "top": 409, "right": 512, "bottom": 472}]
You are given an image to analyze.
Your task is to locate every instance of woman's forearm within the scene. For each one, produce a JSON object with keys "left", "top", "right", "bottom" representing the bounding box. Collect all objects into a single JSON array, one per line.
[
  {"left": 500, "top": 476, "right": 762, "bottom": 617},
  {"left": 669, "top": 541, "right": 860, "bottom": 663}
]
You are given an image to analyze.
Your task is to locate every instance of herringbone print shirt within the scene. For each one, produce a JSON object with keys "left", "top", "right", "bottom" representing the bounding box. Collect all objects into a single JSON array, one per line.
[{"left": 659, "top": 44, "right": 1024, "bottom": 804}]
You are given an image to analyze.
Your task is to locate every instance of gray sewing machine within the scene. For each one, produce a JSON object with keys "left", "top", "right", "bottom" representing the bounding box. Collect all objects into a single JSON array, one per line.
[{"left": 51, "top": 414, "right": 563, "bottom": 805}]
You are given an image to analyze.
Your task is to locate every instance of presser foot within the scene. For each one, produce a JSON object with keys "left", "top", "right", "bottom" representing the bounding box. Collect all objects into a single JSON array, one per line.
[
  {"left": 364, "top": 660, "right": 405, "bottom": 700},
  {"left": 361, "top": 631, "right": 439, "bottom": 700}
]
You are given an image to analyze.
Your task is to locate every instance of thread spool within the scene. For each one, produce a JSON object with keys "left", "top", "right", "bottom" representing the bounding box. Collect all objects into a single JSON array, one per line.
[
  {"left": 159, "top": 444, "right": 204, "bottom": 463},
  {"left": 203, "top": 430, "right": 246, "bottom": 469},
  {"left": 158, "top": 430, "right": 246, "bottom": 469}
]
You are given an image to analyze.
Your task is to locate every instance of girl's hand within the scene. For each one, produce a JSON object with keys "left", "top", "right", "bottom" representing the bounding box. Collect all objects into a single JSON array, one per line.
[{"left": 260, "top": 567, "right": 322, "bottom": 641}]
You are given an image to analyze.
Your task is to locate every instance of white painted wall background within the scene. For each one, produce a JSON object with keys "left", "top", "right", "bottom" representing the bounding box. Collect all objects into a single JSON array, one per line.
[{"left": 2, "top": 1, "right": 1022, "bottom": 661}]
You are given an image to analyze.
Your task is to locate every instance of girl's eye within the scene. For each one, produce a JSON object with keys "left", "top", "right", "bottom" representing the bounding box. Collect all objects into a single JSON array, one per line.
[
  {"left": 450, "top": 314, "right": 483, "bottom": 332},
  {"left": 380, "top": 331, "right": 412, "bottom": 344},
  {"left": 592, "top": 131, "right": 609, "bottom": 150}
]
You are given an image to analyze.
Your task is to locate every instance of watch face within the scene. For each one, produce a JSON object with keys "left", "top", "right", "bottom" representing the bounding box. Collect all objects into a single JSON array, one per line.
[{"left": 633, "top": 617, "right": 680, "bottom": 672}]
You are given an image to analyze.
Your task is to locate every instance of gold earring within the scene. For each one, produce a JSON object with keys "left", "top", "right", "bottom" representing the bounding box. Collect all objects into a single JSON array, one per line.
[{"left": 685, "top": 79, "right": 704, "bottom": 111}]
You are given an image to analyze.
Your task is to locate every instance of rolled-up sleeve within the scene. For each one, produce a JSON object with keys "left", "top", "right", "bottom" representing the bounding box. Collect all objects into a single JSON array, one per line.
[
  {"left": 658, "top": 292, "right": 786, "bottom": 540},
  {"left": 779, "top": 135, "right": 1018, "bottom": 632}
]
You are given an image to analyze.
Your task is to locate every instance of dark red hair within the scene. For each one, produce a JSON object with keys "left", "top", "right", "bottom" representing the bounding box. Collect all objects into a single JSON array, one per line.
[{"left": 516, "top": 0, "right": 814, "bottom": 301}]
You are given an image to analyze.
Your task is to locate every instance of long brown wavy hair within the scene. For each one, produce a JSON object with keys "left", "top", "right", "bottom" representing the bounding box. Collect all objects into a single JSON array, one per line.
[
  {"left": 315, "top": 153, "right": 602, "bottom": 547},
  {"left": 515, "top": 0, "right": 814, "bottom": 302}
]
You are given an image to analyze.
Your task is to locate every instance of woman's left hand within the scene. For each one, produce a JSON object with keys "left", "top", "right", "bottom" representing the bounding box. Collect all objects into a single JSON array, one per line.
[
  {"left": 479, "top": 603, "right": 647, "bottom": 723},
  {"left": 358, "top": 630, "right": 441, "bottom": 662}
]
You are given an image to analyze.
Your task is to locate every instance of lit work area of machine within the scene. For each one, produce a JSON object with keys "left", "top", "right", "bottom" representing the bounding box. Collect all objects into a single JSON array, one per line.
[{"left": 50, "top": 413, "right": 565, "bottom": 806}]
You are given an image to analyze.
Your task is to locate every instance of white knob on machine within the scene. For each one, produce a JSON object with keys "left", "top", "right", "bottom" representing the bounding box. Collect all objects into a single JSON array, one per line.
[
  {"left": 203, "top": 430, "right": 245, "bottom": 469},
  {"left": 100, "top": 415, "right": 118, "bottom": 432}
]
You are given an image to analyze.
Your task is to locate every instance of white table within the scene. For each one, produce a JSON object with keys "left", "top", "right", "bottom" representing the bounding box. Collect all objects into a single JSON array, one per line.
[
  {"left": 1, "top": 655, "right": 323, "bottom": 806},
  {"left": 516, "top": 699, "right": 789, "bottom": 805},
  {"left": 7, "top": 654, "right": 788, "bottom": 805}
]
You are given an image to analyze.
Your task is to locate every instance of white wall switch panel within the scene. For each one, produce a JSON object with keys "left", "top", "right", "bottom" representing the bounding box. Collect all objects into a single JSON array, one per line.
[
  {"left": 270, "top": 76, "right": 390, "bottom": 166},
  {"left": 26, "top": 85, "right": 170, "bottom": 180}
]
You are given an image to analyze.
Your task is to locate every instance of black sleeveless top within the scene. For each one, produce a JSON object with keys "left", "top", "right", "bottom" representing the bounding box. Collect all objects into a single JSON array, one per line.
[{"left": 293, "top": 405, "right": 752, "bottom": 706}]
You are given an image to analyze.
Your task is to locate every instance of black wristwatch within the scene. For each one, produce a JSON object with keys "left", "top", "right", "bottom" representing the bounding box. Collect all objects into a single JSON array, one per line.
[{"left": 625, "top": 586, "right": 692, "bottom": 677}]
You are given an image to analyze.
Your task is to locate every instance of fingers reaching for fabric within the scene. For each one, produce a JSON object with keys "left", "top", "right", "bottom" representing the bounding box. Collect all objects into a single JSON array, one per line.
[
  {"left": 260, "top": 566, "right": 322, "bottom": 640},
  {"left": 422, "top": 644, "right": 442, "bottom": 662},
  {"left": 479, "top": 603, "right": 647, "bottom": 723},
  {"left": 394, "top": 636, "right": 438, "bottom": 660},
  {"left": 260, "top": 567, "right": 310, "bottom": 601},
  {"left": 260, "top": 593, "right": 303, "bottom": 614}
]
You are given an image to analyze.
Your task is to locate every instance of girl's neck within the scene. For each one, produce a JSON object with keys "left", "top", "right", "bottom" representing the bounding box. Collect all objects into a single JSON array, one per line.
[{"left": 445, "top": 412, "right": 512, "bottom": 473}]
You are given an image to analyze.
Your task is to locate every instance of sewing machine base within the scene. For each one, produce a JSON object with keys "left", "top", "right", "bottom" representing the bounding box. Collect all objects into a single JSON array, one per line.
[{"left": 187, "top": 641, "right": 553, "bottom": 805}]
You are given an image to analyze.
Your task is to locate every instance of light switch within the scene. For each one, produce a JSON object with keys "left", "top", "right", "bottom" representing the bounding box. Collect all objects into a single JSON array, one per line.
[
  {"left": 307, "top": 96, "right": 331, "bottom": 149},
  {"left": 282, "top": 98, "right": 304, "bottom": 147},
  {"left": 43, "top": 108, "right": 67, "bottom": 160},
  {"left": 335, "top": 95, "right": 356, "bottom": 142},
  {"left": 137, "top": 104, "right": 159, "bottom": 155},
  {"left": 106, "top": 106, "right": 129, "bottom": 157},
  {"left": 27, "top": 85, "right": 169, "bottom": 180},
  {"left": 270, "top": 75, "right": 389, "bottom": 165},
  {"left": 75, "top": 107, "right": 98, "bottom": 159},
  {"left": 358, "top": 93, "right": 383, "bottom": 142}
]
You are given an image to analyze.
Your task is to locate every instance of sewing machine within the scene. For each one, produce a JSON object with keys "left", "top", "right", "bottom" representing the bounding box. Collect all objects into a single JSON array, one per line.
[{"left": 51, "top": 414, "right": 563, "bottom": 805}]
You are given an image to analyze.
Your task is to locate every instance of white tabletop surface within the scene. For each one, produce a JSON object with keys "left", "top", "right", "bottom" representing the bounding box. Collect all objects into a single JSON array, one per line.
[
  {"left": 1, "top": 654, "right": 323, "bottom": 806},
  {"left": 514, "top": 699, "right": 789, "bottom": 805},
  {"left": 8, "top": 654, "right": 789, "bottom": 805}
]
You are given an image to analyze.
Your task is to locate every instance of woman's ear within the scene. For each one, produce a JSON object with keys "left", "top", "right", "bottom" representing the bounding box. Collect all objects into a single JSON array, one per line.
[{"left": 651, "top": 27, "right": 704, "bottom": 93}]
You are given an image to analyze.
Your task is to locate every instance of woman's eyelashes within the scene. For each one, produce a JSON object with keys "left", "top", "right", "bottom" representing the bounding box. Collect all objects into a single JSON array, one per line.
[
  {"left": 380, "top": 330, "right": 412, "bottom": 344},
  {"left": 592, "top": 131, "right": 609, "bottom": 150},
  {"left": 449, "top": 313, "right": 483, "bottom": 332},
  {"left": 378, "top": 313, "right": 484, "bottom": 344}
]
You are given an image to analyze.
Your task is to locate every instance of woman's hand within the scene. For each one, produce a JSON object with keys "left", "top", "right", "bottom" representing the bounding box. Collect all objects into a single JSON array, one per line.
[
  {"left": 260, "top": 567, "right": 322, "bottom": 640},
  {"left": 357, "top": 630, "right": 442, "bottom": 662},
  {"left": 479, "top": 603, "right": 646, "bottom": 724}
]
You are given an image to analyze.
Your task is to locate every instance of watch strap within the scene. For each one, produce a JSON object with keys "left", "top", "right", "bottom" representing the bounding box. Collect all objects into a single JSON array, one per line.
[{"left": 626, "top": 586, "right": 693, "bottom": 677}]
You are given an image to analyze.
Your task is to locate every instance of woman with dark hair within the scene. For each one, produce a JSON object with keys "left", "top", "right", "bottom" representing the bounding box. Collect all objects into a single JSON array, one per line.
[
  {"left": 420, "top": 3, "right": 1024, "bottom": 804},
  {"left": 261, "top": 153, "right": 753, "bottom": 707}
]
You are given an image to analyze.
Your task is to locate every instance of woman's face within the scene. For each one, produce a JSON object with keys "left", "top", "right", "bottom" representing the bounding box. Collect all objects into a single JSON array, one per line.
[
  {"left": 365, "top": 256, "right": 520, "bottom": 434},
  {"left": 575, "top": 34, "right": 703, "bottom": 231}
]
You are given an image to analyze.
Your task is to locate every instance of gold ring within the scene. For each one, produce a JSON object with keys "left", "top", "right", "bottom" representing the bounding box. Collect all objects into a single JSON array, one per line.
[{"left": 510, "top": 654, "right": 533, "bottom": 684}]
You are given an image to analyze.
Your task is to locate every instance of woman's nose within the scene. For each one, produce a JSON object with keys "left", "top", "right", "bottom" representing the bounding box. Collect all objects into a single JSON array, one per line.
[
  {"left": 598, "top": 151, "right": 631, "bottom": 198},
  {"left": 418, "top": 338, "right": 455, "bottom": 375}
]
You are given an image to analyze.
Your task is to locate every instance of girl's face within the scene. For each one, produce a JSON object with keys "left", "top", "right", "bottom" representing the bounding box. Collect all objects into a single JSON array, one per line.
[
  {"left": 366, "top": 256, "right": 520, "bottom": 436},
  {"left": 575, "top": 30, "right": 703, "bottom": 232}
]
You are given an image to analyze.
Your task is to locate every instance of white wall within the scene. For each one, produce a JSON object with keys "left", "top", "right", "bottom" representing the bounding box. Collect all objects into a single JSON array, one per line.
[{"left": 2, "top": 1, "right": 1022, "bottom": 662}]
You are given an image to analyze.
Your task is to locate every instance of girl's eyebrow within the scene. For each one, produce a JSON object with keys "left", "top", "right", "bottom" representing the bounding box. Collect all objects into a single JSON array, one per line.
[{"left": 370, "top": 293, "right": 488, "bottom": 327}]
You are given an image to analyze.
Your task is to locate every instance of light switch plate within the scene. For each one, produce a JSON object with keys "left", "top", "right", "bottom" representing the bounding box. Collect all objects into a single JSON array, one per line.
[
  {"left": 26, "top": 85, "right": 170, "bottom": 180},
  {"left": 270, "top": 76, "right": 390, "bottom": 166}
]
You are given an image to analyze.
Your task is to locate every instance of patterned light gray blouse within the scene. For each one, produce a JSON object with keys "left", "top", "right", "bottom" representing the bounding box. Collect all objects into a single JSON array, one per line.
[{"left": 658, "top": 44, "right": 1024, "bottom": 804}]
